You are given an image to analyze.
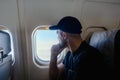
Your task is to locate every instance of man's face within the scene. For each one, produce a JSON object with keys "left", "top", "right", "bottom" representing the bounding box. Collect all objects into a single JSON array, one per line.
[{"left": 57, "top": 30, "right": 67, "bottom": 48}]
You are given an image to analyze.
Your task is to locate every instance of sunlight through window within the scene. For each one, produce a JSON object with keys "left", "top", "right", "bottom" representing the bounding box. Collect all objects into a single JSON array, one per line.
[{"left": 35, "top": 30, "right": 58, "bottom": 61}]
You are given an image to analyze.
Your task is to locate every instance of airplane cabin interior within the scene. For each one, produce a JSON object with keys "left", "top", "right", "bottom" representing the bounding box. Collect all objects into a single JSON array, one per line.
[{"left": 0, "top": 0, "right": 120, "bottom": 80}]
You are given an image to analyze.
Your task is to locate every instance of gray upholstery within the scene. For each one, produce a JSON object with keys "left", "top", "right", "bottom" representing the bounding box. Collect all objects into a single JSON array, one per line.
[
  {"left": 0, "top": 31, "right": 11, "bottom": 55},
  {"left": 82, "top": 26, "right": 107, "bottom": 43},
  {"left": 89, "top": 29, "right": 120, "bottom": 73},
  {"left": 0, "top": 55, "right": 12, "bottom": 80},
  {"left": 0, "top": 30, "right": 12, "bottom": 80}
]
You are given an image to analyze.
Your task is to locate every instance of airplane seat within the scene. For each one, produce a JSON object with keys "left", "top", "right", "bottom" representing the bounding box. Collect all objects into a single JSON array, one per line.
[
  {"left": 114, "top": 30, "right": 120, "bottom": 78},
  {"left": 82, "top": 26, "right": 107, "bottom": 43},
  {"left": 89, "top": 29, "right": 120, "bottom": 78},
  {"left": 0, "top": 30, "right": 12, "bottom": 80}
]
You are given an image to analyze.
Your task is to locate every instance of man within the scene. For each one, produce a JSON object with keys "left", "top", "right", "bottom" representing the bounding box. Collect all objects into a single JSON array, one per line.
[{"left": 49, "top": 16, "right": 106, "bottom": 80}]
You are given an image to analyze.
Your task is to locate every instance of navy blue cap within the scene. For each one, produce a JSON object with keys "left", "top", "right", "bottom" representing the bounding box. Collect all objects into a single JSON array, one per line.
[{"left": 49, "top": 16, "right": 82, "bottom": 34}]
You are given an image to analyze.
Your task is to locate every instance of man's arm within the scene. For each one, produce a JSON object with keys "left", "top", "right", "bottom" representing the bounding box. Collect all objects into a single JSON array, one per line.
[
  {"left": 49, "top": 44, "right": 65, "bottom": 80},
  {"left": 49, "top": 60, "right": 64, "bottom": 80}
]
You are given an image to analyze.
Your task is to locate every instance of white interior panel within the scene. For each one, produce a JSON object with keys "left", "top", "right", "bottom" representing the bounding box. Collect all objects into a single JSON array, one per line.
[
  {"left": 0, "top": 0, "right": 24, "bottom": 80},
  {"left": 81, "top": 1, "right": 120, "bottom": 29},
  {"left": 86, "top": 0, "right": 120, "bottom": 3}
]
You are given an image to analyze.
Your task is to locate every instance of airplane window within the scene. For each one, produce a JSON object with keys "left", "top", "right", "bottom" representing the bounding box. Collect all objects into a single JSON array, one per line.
[
  {"left": 34, "top": 28, "right": 59, "bottom": 61},
  {"left": 0, "top": 27, "right": 14, "bottom": 65}
]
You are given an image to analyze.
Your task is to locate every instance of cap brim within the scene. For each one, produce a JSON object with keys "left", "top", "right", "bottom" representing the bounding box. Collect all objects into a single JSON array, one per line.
[{"left": 49, "top": 25, "right": 59, "bottom": 30}]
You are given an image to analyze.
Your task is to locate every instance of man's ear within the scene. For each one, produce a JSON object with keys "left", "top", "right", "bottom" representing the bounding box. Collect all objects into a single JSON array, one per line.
[{"left": 62, "top": 32, "right": 67, "bottom": 39}]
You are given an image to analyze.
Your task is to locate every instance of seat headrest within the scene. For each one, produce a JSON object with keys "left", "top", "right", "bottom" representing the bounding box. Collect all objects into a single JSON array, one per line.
[{"left": 82, "top": 26, "right": 107, "bottom": 42}]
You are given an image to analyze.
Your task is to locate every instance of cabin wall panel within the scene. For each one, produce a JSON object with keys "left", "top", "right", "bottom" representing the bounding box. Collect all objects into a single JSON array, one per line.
[
  {"left": 81, "top": 1, "right": 120, "bottom": 30},
  {"left": 0, "top": 0, "right": 25, "bottom": 80}
]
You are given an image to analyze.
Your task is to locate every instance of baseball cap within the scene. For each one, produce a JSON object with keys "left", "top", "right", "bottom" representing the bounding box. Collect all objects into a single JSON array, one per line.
[{"left": 49, "top": 16, "right": 82, "bottom": 34}]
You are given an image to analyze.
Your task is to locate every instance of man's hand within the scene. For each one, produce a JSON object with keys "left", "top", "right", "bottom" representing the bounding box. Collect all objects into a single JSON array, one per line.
[
  {"left": 49, "top": 44, "right": 65, "bottom": 80},
  {"left": 51, "top": 44, "right": 65, "bottom": 57}
]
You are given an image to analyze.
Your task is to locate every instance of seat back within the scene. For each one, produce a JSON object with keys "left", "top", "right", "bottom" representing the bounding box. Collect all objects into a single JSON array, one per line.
[
  {"left": 115, "top": 30, "right": 120, "bottom": 73},
  {"left": 89, "top": 29, "right": 120, "bottom": 72},
  {"left": 0, "top": 55, "right": 12, "bottom": 80}
]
